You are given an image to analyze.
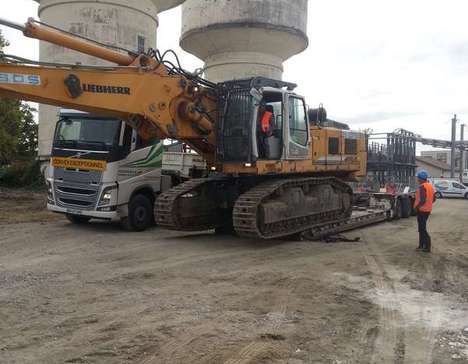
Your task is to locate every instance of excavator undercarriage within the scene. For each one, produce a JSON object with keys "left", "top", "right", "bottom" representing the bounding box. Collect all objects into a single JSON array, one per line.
[{"left": 155, "top": 176, "right": 353, "bottom": 239}]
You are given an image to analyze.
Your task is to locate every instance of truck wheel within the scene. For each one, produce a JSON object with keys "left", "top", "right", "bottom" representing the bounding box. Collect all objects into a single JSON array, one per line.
[
  {"left": 401, "top": 197, "right": 411, "bottom": 218},
  {"left": 66, "top": 214, "right": 91, "bottom": 224},
  {"left": 121, "top": 194, "right": 153, "bottom": 232}
]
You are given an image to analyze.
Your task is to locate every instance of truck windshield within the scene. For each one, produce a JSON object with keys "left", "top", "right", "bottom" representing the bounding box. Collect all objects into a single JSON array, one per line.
[{"left": 54, "top": 117, "right": 121, "bottom": 151}]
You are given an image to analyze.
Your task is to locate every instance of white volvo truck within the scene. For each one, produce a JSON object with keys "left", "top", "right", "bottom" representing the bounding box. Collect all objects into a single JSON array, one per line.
[{"left": 46, "top": 110, "right": 205, "bottom": 231}]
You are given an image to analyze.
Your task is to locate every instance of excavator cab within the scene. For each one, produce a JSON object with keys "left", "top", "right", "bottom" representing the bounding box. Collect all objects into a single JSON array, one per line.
[{"left": 216, "top": 77, "right": 309, "bottom": 165}]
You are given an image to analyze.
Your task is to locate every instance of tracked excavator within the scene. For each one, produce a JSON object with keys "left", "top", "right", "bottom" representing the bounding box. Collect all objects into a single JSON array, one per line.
[{"left": 0, "top": 17, "right": 367, "bottom": 239}]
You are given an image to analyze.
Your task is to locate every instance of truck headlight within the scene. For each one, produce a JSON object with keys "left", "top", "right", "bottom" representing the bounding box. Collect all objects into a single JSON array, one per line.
[
  {"left": 99, "top": 187, "right": 116, "bottom": 206},
  {"left": 47, "top": 181, "right": 54, "bottom": 204}
]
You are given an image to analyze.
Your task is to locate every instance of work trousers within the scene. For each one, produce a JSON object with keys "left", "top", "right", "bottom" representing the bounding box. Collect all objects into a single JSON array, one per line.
[
  {"left": 258, "top": 133, "right": 270, "bottom": 159},
  {"left": 417, "top": 211, "right": 431, "bottom": 251}
]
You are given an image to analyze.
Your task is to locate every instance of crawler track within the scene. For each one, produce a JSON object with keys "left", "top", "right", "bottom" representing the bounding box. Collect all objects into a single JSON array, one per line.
[
  {"left": 233, "top": 177, "right": 352, "bottom": 239},
  {"left": 157, "top": 176, "right": 353, "bottom": 240},
  {"left": 155, "top": 178, "right": 215, "bottom": 231}
]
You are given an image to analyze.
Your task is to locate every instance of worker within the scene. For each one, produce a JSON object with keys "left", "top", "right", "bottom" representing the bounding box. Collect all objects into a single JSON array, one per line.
[
  {"left": 414, "top": 170, "right": 435, "bottom": 253},
  {"left": 257, "top": 105, "right": 274, "bottom": 159}
]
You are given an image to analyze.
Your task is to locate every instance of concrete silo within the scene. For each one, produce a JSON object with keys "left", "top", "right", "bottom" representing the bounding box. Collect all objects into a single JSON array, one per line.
[
  {"left": 35, "top": 0, "right": 184, "bottom": 161},
  {"left": 180, "top": 0, "right": 309, "bottom": 82}
]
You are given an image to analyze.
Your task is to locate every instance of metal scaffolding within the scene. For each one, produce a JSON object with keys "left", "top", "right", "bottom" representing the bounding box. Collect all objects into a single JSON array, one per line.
[{"left": 367, "top": 129, "right": 417, "bottom": 186}]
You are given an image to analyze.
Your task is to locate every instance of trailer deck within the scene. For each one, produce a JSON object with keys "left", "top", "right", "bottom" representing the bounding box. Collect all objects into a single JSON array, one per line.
[
  {"left": 300, "top": 208, "right": 390, "bottom": 240},
  {"left": 300, "top": 191, "right": 414, "bottom": 241}
]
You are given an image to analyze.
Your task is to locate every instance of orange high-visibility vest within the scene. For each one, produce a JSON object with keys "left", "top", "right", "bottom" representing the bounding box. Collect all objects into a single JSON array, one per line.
[
  {"left": 261, "top": 111, "right": 273, "bottom": 133},
  {"left": 414, "top": 182, "right": 434, "bottom": 213}
]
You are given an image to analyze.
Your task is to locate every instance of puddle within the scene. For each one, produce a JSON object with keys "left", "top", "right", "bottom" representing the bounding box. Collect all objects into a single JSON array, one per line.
[{"left": 331, "top": 271, "right": 468, "bottom": 331}]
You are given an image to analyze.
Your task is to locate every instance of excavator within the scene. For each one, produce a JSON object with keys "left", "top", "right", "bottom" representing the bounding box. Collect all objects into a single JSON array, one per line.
[{"left": 0, "top": 17, "right": 367, "bottom": 239}]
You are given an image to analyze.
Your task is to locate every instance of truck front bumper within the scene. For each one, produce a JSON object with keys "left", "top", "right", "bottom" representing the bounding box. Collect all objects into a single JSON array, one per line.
[{"left": 47, "top": 203, "right": 120, "bottom": 221}]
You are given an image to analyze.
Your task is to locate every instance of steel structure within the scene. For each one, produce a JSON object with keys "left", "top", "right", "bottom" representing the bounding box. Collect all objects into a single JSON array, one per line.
[
  {"left": 366, "top": 125, "right": 468, "bottom": 187},
  {"left": 367, "top": 129, "right": 417, "bottom": 186}
]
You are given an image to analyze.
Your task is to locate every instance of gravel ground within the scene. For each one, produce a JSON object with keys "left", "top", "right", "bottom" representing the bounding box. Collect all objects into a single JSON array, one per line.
[{"left": 0, "top": 190, "right": 468, "bottom": 363}]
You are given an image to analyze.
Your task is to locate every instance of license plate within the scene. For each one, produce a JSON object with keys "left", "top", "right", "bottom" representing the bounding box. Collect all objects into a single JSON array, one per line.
[{"left": 66, "top": 209, "right": 83, "bottom": 215}]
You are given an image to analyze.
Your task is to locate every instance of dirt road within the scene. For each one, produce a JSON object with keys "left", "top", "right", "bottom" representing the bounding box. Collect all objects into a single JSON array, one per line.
[{"left": 0, "top": 192, "right": 467, "bottom": 363}]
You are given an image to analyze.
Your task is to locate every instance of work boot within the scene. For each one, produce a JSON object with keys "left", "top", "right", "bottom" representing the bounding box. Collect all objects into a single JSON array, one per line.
[{"left": 415, "top": 247, "right": 423, "bottom": 251}]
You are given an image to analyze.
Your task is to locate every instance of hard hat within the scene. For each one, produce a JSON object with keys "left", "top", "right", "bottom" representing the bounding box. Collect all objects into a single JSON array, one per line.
[{"left": 417, "top": 170, "right": 429, "bottom": 181}]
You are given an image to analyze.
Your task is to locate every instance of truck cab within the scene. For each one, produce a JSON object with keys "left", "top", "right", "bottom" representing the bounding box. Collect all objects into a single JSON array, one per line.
[{"left": 46, "top": 109, "right": 204, "bottom": 231}]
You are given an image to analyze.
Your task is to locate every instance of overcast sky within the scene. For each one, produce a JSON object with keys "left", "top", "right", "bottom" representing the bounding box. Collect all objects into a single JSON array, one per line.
[{"left": 1, "top": 0, "right": 467, "bottom": 149}]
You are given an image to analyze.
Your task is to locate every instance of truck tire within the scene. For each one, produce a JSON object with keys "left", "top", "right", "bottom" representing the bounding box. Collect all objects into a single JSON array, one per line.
[
  {"left": 401, "top": 197, "right": 411, "bottom": 218},
  {"left": 66, "top": 214, "right": 91, "bottom": 224},
  {"left": 121, "top": 194, "right": 153, "bottom": 232},
  {"left": 435, "top": 191, "right": 442, "bottom": 199}
]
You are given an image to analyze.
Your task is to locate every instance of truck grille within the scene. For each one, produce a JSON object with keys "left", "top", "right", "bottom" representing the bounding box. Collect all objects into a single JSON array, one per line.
[
  {"left": 56, "top": 186, "right": 95, "bottom": 196},
  {"left": 58, "top": 198, "right": 95, "bottom": 208},
  {"left": 55, "top": 182, "right": 100, "bottom": 210},
  {"left": 53, "top": 169, "right": 103, "bottom": 211}
]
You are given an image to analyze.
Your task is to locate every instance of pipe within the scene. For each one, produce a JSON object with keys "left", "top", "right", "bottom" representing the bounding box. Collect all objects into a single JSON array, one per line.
[
  {"left": 451, "top": 114, "right": 457, "bottom": 178},
  {"left": 0, "top": 17, "right": 135, "bottom": 66},
  {"left": 460, "top": 124, "right": 465, "bottom": 183},
  {"left": 0, "top": 17, "right": 26, "bottom": 32}
]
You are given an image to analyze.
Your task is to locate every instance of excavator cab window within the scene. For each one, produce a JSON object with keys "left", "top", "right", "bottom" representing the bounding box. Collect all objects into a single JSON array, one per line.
[
  {"left": 285, "top": 95, "right": 310, "bottom": 160},
  {"left": 257, "top": 92, "right": 284, "bottom": 160},
  {"left": 217, "top": 78, "right": 298, "bottom": 164},
  {"left": 289, "top": 97, "right": 308, "bottom": 146}
]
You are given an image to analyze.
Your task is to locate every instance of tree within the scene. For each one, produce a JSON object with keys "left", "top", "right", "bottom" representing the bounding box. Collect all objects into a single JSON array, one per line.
[
  {"left": 17, "top": 104, "right": 38, "bottom": 157},
  {"left": 0, "top": 30, "right": 38, "bottom": 164},
  {"left": 0, "top": 29, "right": 7, "bottom": 49}
]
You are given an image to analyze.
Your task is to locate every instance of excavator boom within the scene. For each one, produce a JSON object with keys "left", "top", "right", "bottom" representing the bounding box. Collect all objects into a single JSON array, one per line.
[{"left": 0, "top": 18, "right": 218, "bottom": 161}]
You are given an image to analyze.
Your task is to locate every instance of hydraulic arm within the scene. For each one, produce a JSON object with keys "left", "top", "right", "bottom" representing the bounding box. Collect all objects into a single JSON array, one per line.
[{"left": 0, "top": 17, "right": 218, "bottom": 162}]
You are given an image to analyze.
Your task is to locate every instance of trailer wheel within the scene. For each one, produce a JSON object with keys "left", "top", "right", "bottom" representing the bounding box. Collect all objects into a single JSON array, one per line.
[
  {"left": 401, "top": 197, "right": 411, "bottom": 218},
  {"left": 121, "top": 194, "right": 153, "bottom": 232},
  {"left": 393, "top": 199, "right": 402, "bottom": 220},
  {"left": 66, "top": 214, "right": 91, "bottom": 224}
]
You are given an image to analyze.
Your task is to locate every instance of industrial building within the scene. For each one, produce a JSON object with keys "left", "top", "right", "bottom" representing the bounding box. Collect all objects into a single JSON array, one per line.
[
  {"left": 420, "top": 149, "right": 468, "bottom": 172},
  {"left": 416, "top": 156, "right": 452, "bottom": 178},
  {"left": 180, "top": 0, "right": 308, "bottom": 82}
]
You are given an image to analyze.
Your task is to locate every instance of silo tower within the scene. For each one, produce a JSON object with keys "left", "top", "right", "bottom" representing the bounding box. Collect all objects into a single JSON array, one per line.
[
  {"left": 180, "top": 0, "right": 308, "bottom": 82},
  {"left": 34, "top": 0, "right": 184, "bottom": 162}
]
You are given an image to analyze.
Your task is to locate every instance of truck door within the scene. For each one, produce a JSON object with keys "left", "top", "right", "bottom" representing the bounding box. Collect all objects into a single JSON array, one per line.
[{"left": 285, "top": 95, "right": 309, "bottom": 160}]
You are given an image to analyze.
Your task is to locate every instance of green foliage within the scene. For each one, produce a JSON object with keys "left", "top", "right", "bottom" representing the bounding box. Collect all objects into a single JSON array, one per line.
[
  {"left": 0, "top": 29, "right": 8, "bottom": 48},
  {"left": 17, "top": 103, "right": 38, "bottom": 157},
  {"left": 0, "top": 30, "right": 42, "bottom": 188},
  {"left": 0, "top": 159, "right": 45, "bottom": 190},
  {"left": 0, "top": 98, "right": 24, "bottom": 163}
]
